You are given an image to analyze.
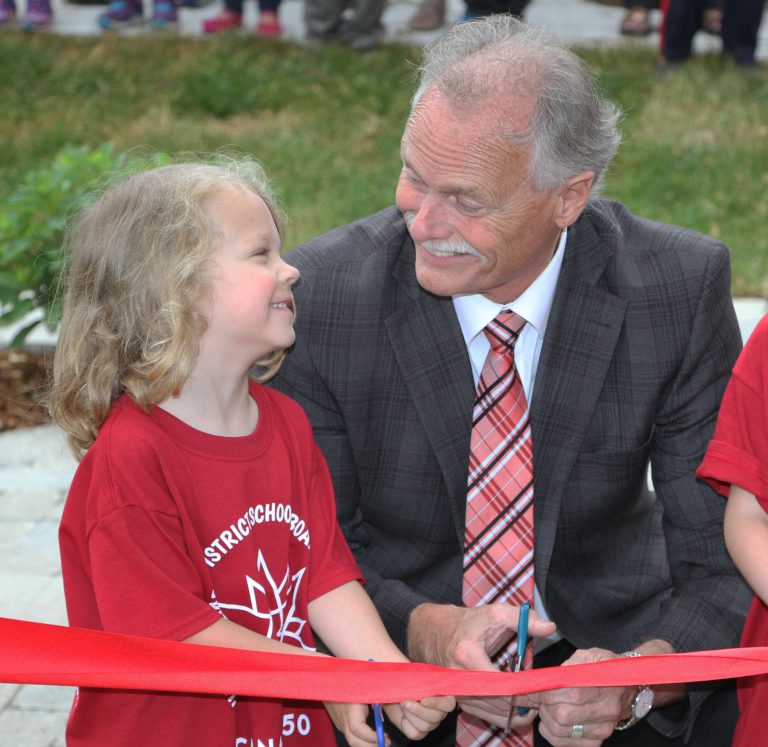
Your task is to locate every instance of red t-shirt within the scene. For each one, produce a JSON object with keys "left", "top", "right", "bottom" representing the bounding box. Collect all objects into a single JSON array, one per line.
[
  {"left": 697, "top": 313, "right": 768, "bottom": 747},
  {"left": 59, "top": 382, "right": 363, "bottom": 747}
]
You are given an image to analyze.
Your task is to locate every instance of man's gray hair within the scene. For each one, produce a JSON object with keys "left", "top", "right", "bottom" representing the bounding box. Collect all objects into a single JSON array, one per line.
[{"left": 413, "top": 15, "right": 622, "bottom": 193}]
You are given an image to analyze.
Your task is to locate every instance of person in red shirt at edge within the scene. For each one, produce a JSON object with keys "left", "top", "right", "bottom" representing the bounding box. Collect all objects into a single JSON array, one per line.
[
  {"left": 48, "top": 158, "right": 456, "bottom": 747},
  {"left": 697, "top": 312, "right": 768, "bottom": 747}
]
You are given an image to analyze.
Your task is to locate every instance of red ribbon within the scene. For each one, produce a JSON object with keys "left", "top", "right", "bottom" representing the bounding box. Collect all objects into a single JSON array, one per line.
[{"left": 2, "top": 617, "right": 767, "bottom": 702}]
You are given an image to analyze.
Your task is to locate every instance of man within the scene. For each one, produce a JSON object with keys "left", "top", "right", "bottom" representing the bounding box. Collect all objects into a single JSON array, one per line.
[{"left": 271, "top": 16, "right": 750, "bottom": 747}]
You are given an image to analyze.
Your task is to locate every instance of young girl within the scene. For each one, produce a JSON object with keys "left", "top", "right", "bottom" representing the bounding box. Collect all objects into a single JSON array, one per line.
[
  {"left": 49, "top": 159, "right": 455, "bottom": 747},
  {"left": 697, "top": 313, "right": 768, "bottom": 747}
]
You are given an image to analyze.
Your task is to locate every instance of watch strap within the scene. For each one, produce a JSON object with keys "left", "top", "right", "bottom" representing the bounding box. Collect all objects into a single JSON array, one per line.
[{"left": 614, "top": 651, "right": 653, "bottom": 731}]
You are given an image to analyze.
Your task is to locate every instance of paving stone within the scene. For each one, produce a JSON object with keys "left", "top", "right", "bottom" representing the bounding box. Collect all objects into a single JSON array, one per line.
[
  {"left": 0, "top": 490, "right": 65, "bottom": 522},
  {"left": 0, "top": 521, "right": 62, "bottom": 575},
  {"left": 0, "top": 425, "right": 72, "bottom": 470},
  {"left": 0, "top": 708, "right": 68, "bottom": 746},
  {"left": 0, "top": 684, "right": 20, "bottom": 711},
  {"left": 13, "top": 685, "right": 74, "bottom": 713},
  {"left": 0, "top": 573, "right": 67, "bottom": 625}
]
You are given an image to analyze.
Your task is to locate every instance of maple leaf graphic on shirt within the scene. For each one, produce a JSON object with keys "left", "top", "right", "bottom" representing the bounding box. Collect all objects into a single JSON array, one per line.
[{"left": 213, "top": 549, "right": 314, "bottom": 651}]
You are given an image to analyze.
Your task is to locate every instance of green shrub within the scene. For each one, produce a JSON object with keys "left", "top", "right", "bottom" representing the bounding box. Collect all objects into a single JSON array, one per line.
[{"left": 0, "top": 144, "right": 171, "bottom": 346}]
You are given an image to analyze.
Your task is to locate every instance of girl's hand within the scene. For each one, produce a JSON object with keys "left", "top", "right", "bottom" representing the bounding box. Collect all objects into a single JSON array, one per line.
[
  {"left": 384, "top": 695, "right": 457, "bottom": 740},
  {"left": 324, "top": 702, "right": 388, "bottom": 746}
]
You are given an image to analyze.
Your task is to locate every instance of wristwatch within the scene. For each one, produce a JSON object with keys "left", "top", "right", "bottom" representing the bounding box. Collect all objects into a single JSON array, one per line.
[{"left": 614, "top": 651, "right": 654, "bottom": 730}]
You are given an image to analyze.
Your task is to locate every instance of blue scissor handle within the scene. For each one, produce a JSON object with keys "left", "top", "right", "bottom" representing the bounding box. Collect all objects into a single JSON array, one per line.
[
  {"left": 374, "top": 702, "right": 385, "bottom": 747},
  {"left": 368, "top": 659, "right": 386, "bottom": 747},
  {"left": 516, "top": 602, "right": 530, "bottom": 716}
]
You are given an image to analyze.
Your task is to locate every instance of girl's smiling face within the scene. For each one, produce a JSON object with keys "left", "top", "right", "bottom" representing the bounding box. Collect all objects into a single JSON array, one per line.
[{"left": 198, "top": 188, "right": 300, "bottom": 368}]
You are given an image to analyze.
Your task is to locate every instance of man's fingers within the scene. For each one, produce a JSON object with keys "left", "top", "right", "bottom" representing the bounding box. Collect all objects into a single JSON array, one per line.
[
  {"left": 527, "top": 609, "right": 557, "bottom": 638},
  {"left": 458, "top": 695, "right": 513, "bottom": 728},
  {"left": 538, "top": 710, "right": 618, "bottom": 746}
]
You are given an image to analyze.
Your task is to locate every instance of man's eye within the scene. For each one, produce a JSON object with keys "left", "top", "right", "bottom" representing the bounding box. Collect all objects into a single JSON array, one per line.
[
  {"left": 404, "top": 171, "right": 426, "bottom": 189},
  {"left": 452, "top": 195, "right": 483, "bottom": 213}
]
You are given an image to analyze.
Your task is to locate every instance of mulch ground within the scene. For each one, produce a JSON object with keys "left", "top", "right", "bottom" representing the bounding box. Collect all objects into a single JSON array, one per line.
[{"left": 0, "top": 349, "right": 52, "bottom": 432}]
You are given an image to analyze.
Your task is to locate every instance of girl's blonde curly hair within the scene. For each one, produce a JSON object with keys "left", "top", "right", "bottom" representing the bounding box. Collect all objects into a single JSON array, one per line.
[{"left": 48, "top": 157, "right": 288, "bottom": 460}]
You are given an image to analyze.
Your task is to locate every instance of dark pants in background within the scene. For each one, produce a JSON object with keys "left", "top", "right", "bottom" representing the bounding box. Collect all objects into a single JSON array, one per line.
[{"left": 662, "top": 0, "right": 764, "bottom": 64}]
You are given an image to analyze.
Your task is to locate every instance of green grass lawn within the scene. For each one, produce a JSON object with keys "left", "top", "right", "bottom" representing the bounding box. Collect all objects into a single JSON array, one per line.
[{"left": 1, "top": 33, "right": 766, "bottom": 295}]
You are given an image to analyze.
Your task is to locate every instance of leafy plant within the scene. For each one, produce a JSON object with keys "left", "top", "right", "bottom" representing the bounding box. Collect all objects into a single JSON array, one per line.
[{"left": 0, "top": 144, "right": 171, "bottom": 346}]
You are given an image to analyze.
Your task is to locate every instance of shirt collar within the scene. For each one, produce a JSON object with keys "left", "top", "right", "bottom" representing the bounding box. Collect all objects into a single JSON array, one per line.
[{"left": 453, "top": 228, "right": 567, "bottom": 346}]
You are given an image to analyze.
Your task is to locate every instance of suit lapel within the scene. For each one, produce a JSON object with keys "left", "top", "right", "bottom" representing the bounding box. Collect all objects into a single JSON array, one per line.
[
  {"left": 531, "top": 213, "right": 627, "bottom": 595},
  {"left": 385, "top": 240, "right": 475, "bottom": 544},
  {"left": 379, "top": 212, "right": 628, "bottom": 568}
]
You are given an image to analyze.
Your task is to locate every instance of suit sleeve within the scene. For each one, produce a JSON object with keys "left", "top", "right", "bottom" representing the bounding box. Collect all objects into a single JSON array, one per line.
[
  {"left": 644, "top": 245, "right": 752, "bottom": 737},
  {"left": 649, "top": 245, "right": 750, "bottom": 654}
]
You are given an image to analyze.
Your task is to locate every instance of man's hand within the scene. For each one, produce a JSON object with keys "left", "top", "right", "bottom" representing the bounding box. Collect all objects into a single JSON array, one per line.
[
  {"left": 522, "top": 648, "right": 629, "bottom": 746},
  {"left": 522, "top": 640, "right": 683, "bottom": 747},
  {"left": 407, "top": 602, "right": 557, "bottom": 728}
]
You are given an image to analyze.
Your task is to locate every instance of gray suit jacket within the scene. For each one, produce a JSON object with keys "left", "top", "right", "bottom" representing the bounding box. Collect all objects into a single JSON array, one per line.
[{"left": 271, "top": 200, "right": 750, "bottom": 726}]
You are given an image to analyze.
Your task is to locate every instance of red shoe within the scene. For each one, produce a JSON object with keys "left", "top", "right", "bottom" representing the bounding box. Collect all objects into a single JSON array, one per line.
[
  {"left": 256, "top": 9, "right": 281, "bottom": 35},
  {"left": 202, "top": 8, "right": 242, "bottom": 32}
]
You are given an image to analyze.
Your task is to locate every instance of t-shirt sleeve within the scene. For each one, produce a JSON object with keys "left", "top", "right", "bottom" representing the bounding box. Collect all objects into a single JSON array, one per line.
[
  {"left": 84, "top": 425, "right": 220, "bottom": 641},
  {"left": 306, "top": 440, "right": 364, "bottom": 602},
  {"left": 697, "top": 315, "right": 768, "bottom": 509},
  {"left": 89, "top": 505, "right": 221, "bottom": 641}
]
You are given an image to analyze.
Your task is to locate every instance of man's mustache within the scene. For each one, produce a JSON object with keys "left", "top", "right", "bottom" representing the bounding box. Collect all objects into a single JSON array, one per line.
[{"left": 403, "top": 211, "right": 486, "bottom": 260}]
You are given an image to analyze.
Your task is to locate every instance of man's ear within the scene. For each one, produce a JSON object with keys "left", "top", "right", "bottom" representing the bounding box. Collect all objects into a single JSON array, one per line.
[{"left": 554, "top": 171, "right": 595, "bottom": 229}]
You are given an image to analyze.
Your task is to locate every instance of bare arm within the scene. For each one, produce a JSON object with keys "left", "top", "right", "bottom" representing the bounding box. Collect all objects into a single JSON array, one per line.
[
  {"left": 184, "top": 589, "right": 452, "bottom": 747},
  {"left": 187, "top": 617, "right": 395, "bottom": 747},
  {"left": 725, "top": 485, "right": 768, "bottom": 605},
  {"left": 185, "top": 617, "right": 385, "bottom": 746},
  {"left": 185, "top": 617, "right": 322, "bottom": 654},
  {"left": 309, "top": 580, "right": 407, "bottom": 663},
  {"left": 310, "top": 581, "right": 456, "bottom": 744}
]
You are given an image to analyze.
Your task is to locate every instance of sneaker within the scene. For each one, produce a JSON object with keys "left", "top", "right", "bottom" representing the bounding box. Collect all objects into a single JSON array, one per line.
[
  {"left": 19, "top": 0, "right": 51, "bottom": 29},
  {"left": 202, "top": 8, "right": 241, "bottom": 33},
  {"left": 255, "top": 9, "right": 281, "bottom": 36},
  {"left": 150, "top": 0, "right": 177, "bottom": 29},
  {"left": 0, "top": 0, "right": 16, "bottom": 26},
  {"left": 98, "top": 0, "right": 143, "bottom": 29}
]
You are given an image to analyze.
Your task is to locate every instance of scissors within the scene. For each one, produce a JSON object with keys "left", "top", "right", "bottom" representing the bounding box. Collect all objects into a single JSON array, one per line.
[{"left": 504, "top": 602, "right": 531, "bottom": 732}]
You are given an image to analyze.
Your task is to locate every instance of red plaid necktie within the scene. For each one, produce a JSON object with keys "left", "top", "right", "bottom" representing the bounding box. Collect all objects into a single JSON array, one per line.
[{"left": 457, "top": 311, "right": 535, "bottom": 747}]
